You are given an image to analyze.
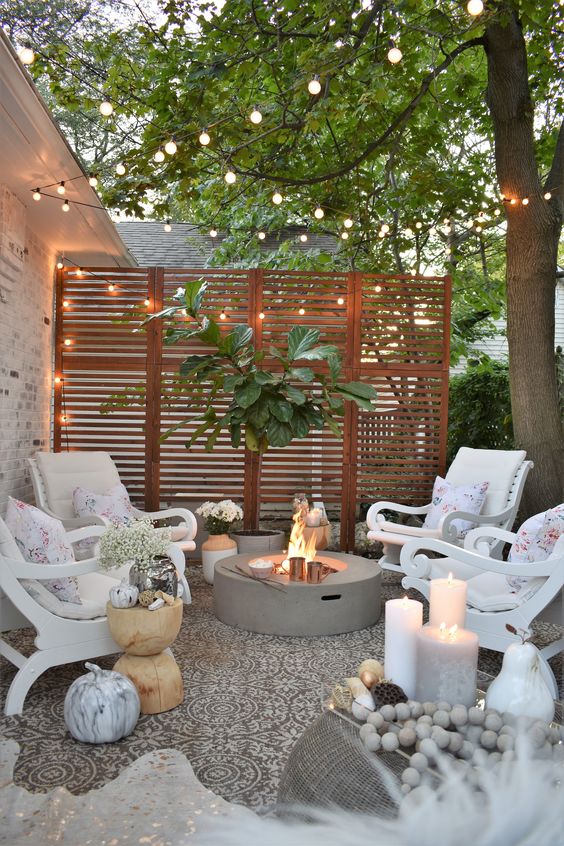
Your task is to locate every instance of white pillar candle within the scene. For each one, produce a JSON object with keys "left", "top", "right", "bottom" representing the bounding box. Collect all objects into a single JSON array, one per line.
[
  {"left": 415, "top": 624, "right": 479, "bottom": 707},
  {"left": 305, "top": 508, "right": 322, "bottom": 527},
  {"left": 384, "top": 597, "right": 423, "bottom": 698},
  {"left": 429, "top": 573, "right": 467, "bottom": 629}
]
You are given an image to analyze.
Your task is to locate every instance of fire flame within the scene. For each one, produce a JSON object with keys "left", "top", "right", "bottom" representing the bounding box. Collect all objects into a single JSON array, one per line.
[{"left": 287, "top": 510, "right": 318, "bottom": 562}]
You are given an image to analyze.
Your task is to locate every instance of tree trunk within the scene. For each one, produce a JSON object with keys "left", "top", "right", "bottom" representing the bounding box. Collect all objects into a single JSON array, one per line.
[{"left": 484, "top": 11, "right": 564, "bottom": 515}]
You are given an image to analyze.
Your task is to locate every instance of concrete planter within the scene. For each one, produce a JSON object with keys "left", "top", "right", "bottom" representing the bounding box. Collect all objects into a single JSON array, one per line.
[{"left": 230, "top": 530, "right": 286, "bottom": 555}]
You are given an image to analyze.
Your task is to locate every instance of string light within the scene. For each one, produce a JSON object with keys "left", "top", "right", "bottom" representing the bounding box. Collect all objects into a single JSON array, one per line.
[
  {"left": 62, "top": 299, "right": 69, "bottom": 307},
  {"left": 63, "top": 338, "right": 72, "bottom": 346},
  {"left": 475, "top": 225, "right": 483, "bottom": 233},
  {"left": 308, "top": 75, "right": 322, "bottom": 95},
  {"left": 209, "top": 228, "right": 218, "bottom": 237},
  {"left": 164, "top": 138, "right": 177, "bottom": 155},
  {"left": 54, "top": 376, "right": 62, "bottom": 384},
  {"left": 88, "top": 173, "right": 98, "bottom": 187},
  {"left": 341, "top": 231, "right": 349, "bottom": 240},
  {"left": 429, "top": 226, "right": 437, "bottom": 235},
  {"left": 33, "top": 188, "right": 41, "bottom": 201},
  {"left": 164, "top": 220, "right": 172, "bottom": 232},
  {"left": 258, "top": 311, "right": 265, "bottom": 320},
  {"left": 57, "top": 181, "right": 66, "bottom": 195},
  {"left": 522, "top": 197, "right": 529, "bottom": 205},
  {"left": 344, "top": 218, "right": 353, "bottom": 229},
  {"left": 62, "top": 200, "right": 70, "bottom": 212},
  {"left": 415, "top": 221, "right": 423, "bottom": 229},
  {"left": 509, "top": 198, "right": 518, "bottom": 205},
  {"left": 199, "top": 129, "right": 211, "bottom": 146},
  {"left": 467, "top": 0, "right": 484, "bottom": 15},
  {"left": 249, "top": 107, "right": 263, "bottom": 125},
  {"left": 314, "top": 207, "right": 324, "bottom": 219},
  {"left": 272, "top": 191, "right": 283, "bottom": 205},
  {"left": 154, "top": 148, "right": 165, "bottom": 163},
  {"left": 544, "top": 192, "right": 552, "bottom": 200},
  {"left": 57, "top": 259, "right": 64, "bottom": 269},
  {"left": 18, "top": 44, "right": 35, "bottom": 65},
  {"left": 494, "top": 208, "right": 501, "bottom": 216},
  {"left": 144, "top": 298, "right": 151, "bottom": 306},
  {"left": 337, "top": 297, "right": 344, "bottom": 305},
  {"left": 378, "top": 230, "right": 386, "bottom": 238},
  {"left": 299, "top": 307, "right": 305, "bottom": 315},
  {"left": 405, "top": 227, "right": 413, "bottom": 236},
  {"left": 108, "top": 283, "right": 115, "bottom": 292},
  {"left": 387, "top": 42, "right": 403, "bottom": 64},
  {"left": 300, "top": 234, "right": 308, "bottom": 242},
  {"left": 375, "top": 285, "right": 382, "bottom": 292},
  {"left": 115, "top": 162, "right": 126, "bottom": 175},
  {"left": 219, "top": 308, "right": 227, "bottom": 320},
  {"left": 224, "top": 169, "right": 237, "bottom": 184},
  {"left": 99, "top": 97, "right": 114, "bottom": 117},
  {"left": 257, "top": 231, "right": 266, "bottom": 240},
  {"left": 60, "top": 414, "right": 68, "bottom": 424},
  {"left": 381, "top": 223, "right": 390, "bottom": 234}
]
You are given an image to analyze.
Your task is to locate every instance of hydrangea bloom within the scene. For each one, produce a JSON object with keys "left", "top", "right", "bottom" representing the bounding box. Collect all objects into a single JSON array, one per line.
[{"left": 196, "top": 500, "right": 243, "bottom": 535}]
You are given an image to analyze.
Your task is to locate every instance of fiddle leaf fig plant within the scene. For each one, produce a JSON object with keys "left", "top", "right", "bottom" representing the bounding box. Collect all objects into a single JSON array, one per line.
[{"left": 150, "top": 278, "right": 376, "bottom": 454}]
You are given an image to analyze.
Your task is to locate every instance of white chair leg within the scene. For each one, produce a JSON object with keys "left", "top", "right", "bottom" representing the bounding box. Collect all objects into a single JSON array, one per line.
[
  {"left": 4, "top": 649, "right": 57, "bottom": 716},
  {"left": 402, "top": 576, "right": 431, "bottom": 601},
  {"left": 179, "top": 572, "right": 191, "bottom": 605}
]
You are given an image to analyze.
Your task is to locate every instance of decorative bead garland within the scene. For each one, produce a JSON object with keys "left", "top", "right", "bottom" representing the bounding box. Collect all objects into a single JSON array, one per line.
[{"left": 352, "top": 698, "right": 564, "bottom": 798}]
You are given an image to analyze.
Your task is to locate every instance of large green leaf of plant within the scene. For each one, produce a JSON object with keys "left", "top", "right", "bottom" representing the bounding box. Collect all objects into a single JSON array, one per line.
[{"left": 287, "top": 326, "right": 321, "bottom": 361}]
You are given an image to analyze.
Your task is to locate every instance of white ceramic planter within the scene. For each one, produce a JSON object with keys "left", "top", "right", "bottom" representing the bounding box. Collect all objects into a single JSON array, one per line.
[{"left": 201, "top": 534, "right": 237, "bottom": 585}]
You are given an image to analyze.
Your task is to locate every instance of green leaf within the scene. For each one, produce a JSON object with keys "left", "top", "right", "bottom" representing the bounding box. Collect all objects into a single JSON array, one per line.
[
  {"left": 267, "top": 417, "right": 293, "bottom": 447},
  {"left": 289, "top": 410, "right": 310, "bottom": 438},
  {"left": 321, "top": 409, "right": 342, "bottom": 438},
  {"left": 299, "top": 344, "right": 339, "bottom": 361},
  {"left": 289, "top": 367, "right": 315, "bottom": 382},
  {"left": 230, "top": 423, "right": 241, "bottom": 449},
  {"left": 234, "top": 380, "right": 262, "bottom": 408},
  {"left": 205, "top": 423, "right": 223, "bottom": 451},
  {"left": 327, "top": 354, "right": 341, "bottom": 383},
  {"left": 198, "top": 316, "right": 221, "bottom": 347},
  {"left": 287, "top": 326, "right": 321, "bottom": 361},
  {"left": 247, "top": 399, "right": 270, "bottom": 429},
  {"left": 283, "top": 384, "right": 307, "bottom": 405},
  {"left": 223, "top": 373, "right": 246, "bottom": 392},
  {"left": 230, "top": 324, "right": 253, "bottom": 352},
  {"left": 270, "top": 399, "right": 293, "bottom": 422},
  {"left": 255, "top": 370, "right": 279, "bottom": 385},
  {"left": 182, "top": 278, "right": 208, "bottom": 317},
  {"left": 245, "top": 424, "right": 260, "bottom": 452},
  {"left": 338, "top": 381, "right": 377, "bottom": 400},
  {"left": 179, "top": 354, "right": 216, "bottom": 377}
]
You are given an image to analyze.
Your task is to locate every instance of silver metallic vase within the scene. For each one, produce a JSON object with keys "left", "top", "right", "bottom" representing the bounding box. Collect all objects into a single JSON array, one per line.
[{"left": 129, "top": 554, "right": 178, "bottom": 597}]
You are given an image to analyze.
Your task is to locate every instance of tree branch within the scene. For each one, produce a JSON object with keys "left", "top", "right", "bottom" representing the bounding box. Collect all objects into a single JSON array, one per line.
[{"left": 545, "top": 118, "right": 564, "bottom": 214}]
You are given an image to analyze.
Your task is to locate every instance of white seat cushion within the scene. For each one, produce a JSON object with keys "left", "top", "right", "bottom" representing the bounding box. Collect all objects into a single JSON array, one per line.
[
  {"left": 21, "top": 578, "right": 110, "bottom": 620},
  {"left": 445, "top": 447, "right": 526, "bottom": 517},
  {"left": 367, "top": 526, "right": 441, "bottom": 548},
  {"left": 36, "top": 451, "right": 120, "bottom": 519},
  {"left": 466, "top": 571, "right": 545, "bottom": 613},
  {"left": 427, "top": 555, "right": 485, "bottom": 582}
]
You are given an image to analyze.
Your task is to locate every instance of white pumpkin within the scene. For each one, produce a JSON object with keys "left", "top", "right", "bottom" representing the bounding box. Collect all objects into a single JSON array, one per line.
[
  {"left": 64, "top": 662, "right": 140, "bottom": 743},
  {"left": 109, "top": 579, "right": 139, "bottom": 608},
  {"left": 485, "top": 641, "right": 555, "bottom": 723}
]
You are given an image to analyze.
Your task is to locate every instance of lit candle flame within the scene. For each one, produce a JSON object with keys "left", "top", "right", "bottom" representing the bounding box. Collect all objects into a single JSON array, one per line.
[
  {"left": 448, "top": 624, "right": 458, "bottom": 640},
  {"left": 401, "top": 595, "right": 409, "bottom": 609},
  {"left": 447, "top": 572, "right": 453, "bottom": 584},
  {"left": 439, "top": 622, "right": 447, "bottom": 638}
]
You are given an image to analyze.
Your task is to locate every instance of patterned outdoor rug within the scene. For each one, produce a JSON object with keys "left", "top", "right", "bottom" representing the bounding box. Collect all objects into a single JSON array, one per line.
[{"left": 0, "top": 566, "right": 562, "bottom": 810}]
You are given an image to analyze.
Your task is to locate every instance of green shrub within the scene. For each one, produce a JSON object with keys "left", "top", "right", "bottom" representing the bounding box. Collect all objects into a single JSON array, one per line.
[{"left": 447, "top": 359, "right": 514, "bottom": 464}]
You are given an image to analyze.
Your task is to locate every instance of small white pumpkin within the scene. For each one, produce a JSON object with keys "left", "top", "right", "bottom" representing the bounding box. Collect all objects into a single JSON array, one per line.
[
  {"left": 109, "top": 578, "right": 139, "bottom": 609},
  {"left": 486, "top": 640, "right": 555, "bottom": 723},
  {"left": 64, "top": 662, "right": 140, "bottom": 743}
]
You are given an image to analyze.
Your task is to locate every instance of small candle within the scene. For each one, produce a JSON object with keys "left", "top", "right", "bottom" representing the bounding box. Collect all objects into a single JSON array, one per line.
[
  {"left": 415, "top": 624, "right": 479, "bottom": 707},
  {"left": 384, "top": 597, "right": 423, "bottom": 698},
  {"left": 429, "top": 572, "right": 467, "bottom": 629},
  {"left": 305, "top": 508, "right": 322, "bottom": 527}
]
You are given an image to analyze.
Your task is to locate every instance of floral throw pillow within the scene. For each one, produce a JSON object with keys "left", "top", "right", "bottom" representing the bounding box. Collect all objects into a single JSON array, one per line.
[
  {"left": 507, "top": 504, "right": 564, "bottom": 590},
  {"left": 423, "top": 476, "right": 490, "bottom": 537},
  {"left": 73, "top": 483, "right": 136, "bottom": 525},
  {"left": 5, "top": 498, "right": 82, "bottom": 604}
]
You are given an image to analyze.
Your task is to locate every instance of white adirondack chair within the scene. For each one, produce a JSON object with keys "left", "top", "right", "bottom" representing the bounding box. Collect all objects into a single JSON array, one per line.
[
  {"left": 400, "top": 527, "right": 564, "bottom": 697},
  {"left": 366, "top": 448, "right": 533, "bottom": 572}
]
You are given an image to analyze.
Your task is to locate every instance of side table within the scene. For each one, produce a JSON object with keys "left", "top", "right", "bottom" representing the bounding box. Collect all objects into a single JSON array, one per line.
[{"left": 106, "top": 599, "right": 183, "bottom": 714}]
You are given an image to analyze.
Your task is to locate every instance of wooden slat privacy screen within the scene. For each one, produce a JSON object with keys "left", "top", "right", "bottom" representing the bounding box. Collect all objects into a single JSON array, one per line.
[{"left": 54, "top": 267, "right": 451, "bottom": 550}]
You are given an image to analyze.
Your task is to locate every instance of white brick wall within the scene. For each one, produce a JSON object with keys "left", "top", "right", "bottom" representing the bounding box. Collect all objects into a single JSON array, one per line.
[{"left": 0, "top": 184, "right": 55, "bottom": 513}]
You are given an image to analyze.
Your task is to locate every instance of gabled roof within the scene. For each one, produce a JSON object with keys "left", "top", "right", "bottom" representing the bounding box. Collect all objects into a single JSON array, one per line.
[
  {"left": 115, "top": 221, "right": 337, "bottom": 267},
  {"left": 0, "top": 30, "right": 134, "bottom": 267}
]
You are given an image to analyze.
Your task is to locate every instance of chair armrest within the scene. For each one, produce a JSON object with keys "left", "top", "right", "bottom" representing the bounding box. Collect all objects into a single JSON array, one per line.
[
  {"left": 463, "top": 526, "right": 517, "bottom": 554},
  {"left": 65, "top": 525, "right": 106, "bottom": 544},
  {"left": 3, "top": 555, "right": 104, "bottom": 580},
  {"left": 60, "top": 515, "right": 110, "bottom": 530},
  {"left": 366, "top": 501, "right": 431, "bottom": 531},
  {"left": 132, "top": 507, "right": 197, "bottom": 540}
]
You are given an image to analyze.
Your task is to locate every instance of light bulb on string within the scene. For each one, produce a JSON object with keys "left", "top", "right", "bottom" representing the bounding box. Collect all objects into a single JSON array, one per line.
[
  {"left": 249, "top": 107, "right": 263, "bottom": 125},
  {"left": 144, "top": 298, "right": 151, "bottom": 307},
  {"left": 57, "top": 260, "right": 64, "bottom": 270},
  {"left": 299, "top": 307, "right": 305, "bottom": 315},
  {"left": 272, "top": 191, "right": 283, "bottom": 205},
  {"left": 337, "top": 297, "right": 345, "bottom": 305},
  {"left": 404, "top": 227, "right": 413, "bottom": 236},
  {"left": 99, "top": 97, "right": 114, "bottom": 117},
  {"left": 387, "top": 42, "right": 402, "bottom": 64},
  {"left": 544, "top": 191, "right": 552, "bottom": 200},
  {"left": 308, "top": 75, "right": 322, "bottom": 95},
  {"left": 467, "top": 0, "right": 484, "bottom": 16},
  {"left": 165, "top": 138, "right": 177, "bottom": 155},
  {"left": 494, "top": 208, "right": 501, "bottom": 216},
  {"left": 57, "top": 181, "right": 66, "bottom": 195},
  {"left": 378, "top": 230, "right": 386, "bottom": 238},
  {"left": 522, "top": 197, "right": 529, "bottom": 205},
  {"left": 154, "top": 148, "right": 165, "bottom": 163},
  {"left": 164, "top": 220, "right": 172, "bottom": 232},
  {"left": 33, "top": 188, "right": 41, "bottom": 201},
  {"left": 314, "top": 207, "right": 324, "bottom": 220},
  {"left": 300, "top": 234, "right": 308, "bottom": 242},
  {"left": 108, "top": 284, "right": 115, "bottom": 292},
  {"left": 475, "top": 225, "right": 483, "bottom": 233},
  {"left": 115, "top": 162, "right": 126, "bottom": 175},
  {"left": 429, "top": 226, "right": 437, "bottom": 235},
  {"left": 209, "top": 229, "right": 218, "bottom": 238},
  {"left": 60, "top": 414, "right": 68, "bottom": 424},
  {"left": 415, "top": 221, "right": 423, "bottom": 230},
  {"left": 219, "top": 308, "right": 227, "bottom": 320},
  {"left": 224, "top": 169, "right": 237, "bottom": 184},
  {"left": 381, "top": 223, "right": 390, "bottom": 234},
  {"left": 88, "top": 173, "right": 98, "bottom": 187},
  {"left": 509, "top": 198, "right": 518, "bottom": 205},
  {"left": 341, "top": 231, "right": 349, "bottom": 240},
  {"left": 61, "top": 200, "right": 70, "bottom": 212},
  {"left": 199, "top": 129, "right": 210, "bottom": 146},
  {"left": 19, "top": 44, "right": 35, "bottom": 65},
  {"left": 54, "top": 376, "right": 62, "bottom": 384},
  {"left": 257, "top": 231, "right": 266, "bottom": 240},
  {"left": 258, "top": 311, "right": 265, "bottom": 320},
  {"left": 62, "top": 300, "right": 69, "bottom": 307},
  {"left": 344, "top": 218, "right": 353, "bottom": 229},
  {"left": 444, "top": 224, "right": 452, "bottom": 234},
  {"left": 63, "top": 338, "right": 72, "bottom": 346}
]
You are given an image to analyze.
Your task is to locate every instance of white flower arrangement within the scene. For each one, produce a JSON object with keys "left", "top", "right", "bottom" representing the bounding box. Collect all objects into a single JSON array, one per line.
[
  {"left": 196, "top": 500, "right": 243, "bottom": 535},
  {"left": 98, "top": 518, "right": 171, "bottom": 572}
]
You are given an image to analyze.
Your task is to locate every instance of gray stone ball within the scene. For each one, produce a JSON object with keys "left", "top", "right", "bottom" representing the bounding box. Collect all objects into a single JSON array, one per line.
[
  {"left": 459, "top": 740, "right": 474, "bottom": 760},
  {"left": 489, "top": 751, "right": 502, "bottom": 764},
  {"left": 401, "top": 783, "right": 412, "bottom": 795},
  {"left": 465, "top": 725, "right": 484, "bottom": 745},
  {"left": 359, "top": 723, "right": 375, "bottom": 741},
  {"left": 380, "top": 704, "right": 396, "bottom": 722},
  {"left": 423, "top": 702, "right": 437, "bottom": 716},
  {"left": 468, "top": 706, "right": 485, "bottom": 725},
  {"left": 364, "top": 733, "right": 382, "bottom": 753},
  {"left": 450, "top": 705, "right": 468, "bottom": 727},
  {"left": 448, "top": 732, "right": 463, "bottom": 753},
  {"left": 480, "top": 730, "right": 498, "bottom": 750},
  {"left": 381, "top": 731, "right": 400, "bottom": 752},
  {"left": 419, "top": 738, "right": 438, "bottom": 760},
  {"left": 497, "top": 733, "right": 514, "bottom": 753},
  {"left": 415, "top": 723, "right": 432, "bottom": 740},
  {"left": 401, "top": 767, "right": 421, "bottom": 788},
  {"left": 436, "top": 701, "right": 452, "bottom": 712},
  {"left": 395, "top": 703, "right": 411, "bottom": 722},
  {"left": 403, "top": 718, "right": 417, "bottom": 729},
  {"left": 367, "top": 711, "right": 385, "bottom": 729},
  {"left": 484, "top": 713, "right": 503, "bottom": 732},
  {"left": 398, "top": 727, "right": 417, "bottom": 748},
  {"left": 418, "top": 714, "right": 433, "bottom": 725},
  {"left": 351, "top": 701, "right": 370, "bottom": 721},
  {"left": 530, "top": 725, "right": 548, "bottom": 748},
  {"left": 432, "top": 709, "right": 451, "bottom": 728},
  {"left": 409, "top": 701, "right": 424, "bottom": 719},
  {"left": 431, "top": 727, "right": 450, "bottom": 749},
  {"left": 409, "top": 752, "right": 429, "bottom": 773},
  {"left": 502, "top": 750, "right": 516, "bottom": 762}
]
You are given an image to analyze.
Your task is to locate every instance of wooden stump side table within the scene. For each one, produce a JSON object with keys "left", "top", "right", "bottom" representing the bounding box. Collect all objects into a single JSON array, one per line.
[{"left": 106, "top": 599, "right": 183, "bottom": 715}]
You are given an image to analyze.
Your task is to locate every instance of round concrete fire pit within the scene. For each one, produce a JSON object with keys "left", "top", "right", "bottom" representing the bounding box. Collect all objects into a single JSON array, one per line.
[{"left": 213, "top": 552, "right": 381, "bottom": 636}]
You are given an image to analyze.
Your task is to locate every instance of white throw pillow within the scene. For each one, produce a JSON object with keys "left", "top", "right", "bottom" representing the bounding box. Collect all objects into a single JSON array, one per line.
[
  {"left": 73, "top": 482, "right": 136, "bottom": 525},
  {"left": 5, "top": 498, "right": 82, "bottom": 604},
  {"left": 21, "top": 579, "right": 105, "bottom": 619},
  {"left": 507, "top": 504, "right": 564, "bottom": 590},
  {"left": 423, "top": 476, "right": 489, "bottom": 537}
]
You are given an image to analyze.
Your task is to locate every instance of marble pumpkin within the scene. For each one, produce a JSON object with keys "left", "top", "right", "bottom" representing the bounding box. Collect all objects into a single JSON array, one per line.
[{"left": 64, "top": 662, "right": 140, "bottom": 743}]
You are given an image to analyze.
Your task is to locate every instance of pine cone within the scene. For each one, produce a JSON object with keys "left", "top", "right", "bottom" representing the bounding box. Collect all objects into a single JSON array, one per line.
[{"left": 370, "top": 680, "right": 408, "bottom": 707}]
